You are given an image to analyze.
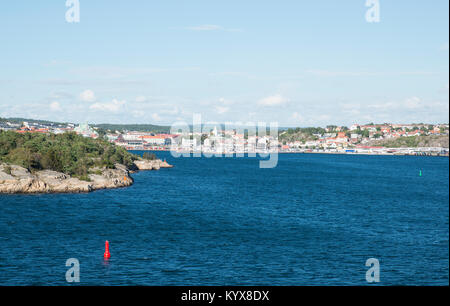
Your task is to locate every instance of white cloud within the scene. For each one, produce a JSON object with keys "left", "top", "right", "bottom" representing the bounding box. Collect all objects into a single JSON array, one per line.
[
  {"left": 403, "top": 96, "right": 422, "bottom": 109},
  {"left": 186, "top": 25, "right": 242, "bottom": 32},
  {"left": 292, "top": 112, "right": 303, "bottom": 121},
  {"left": 80, "top": 90, "right": 96, "bottom": 102},
  {"left": 215, "top": 106, "right": 229, "bottom": 114},
  {"left": 89, "top": 99, "right": 126, "bottom": 113},
  {"left": 135, "top": 96, "right": 147, "bottom": 103},
  {"left": 306, "top": 69, "right": 434, "bottom": 77},
  {"left": 317, "top": 114, "right": 332, "bottom": 122},
  {"left": 131, "top": 110, "right": 145, "bottom": 118},
  {"left": 43, "top": 60, "right": 72, "bottom": 67},
  {"left": 161, "top": 106, "right": 180, "bottom": 116},
  {"left": 258, "top": 94, "right": 289, "bottom": 106},
  {"left": 367, "top": 97, "right": 425, "bottom": 111},
  {"left": 306, "top": 70, "right": 376, "bottom": 77},
  {"left": 151, "top": 113, "right": 162, "bottom": 122},
  {"left": 49, "top": 91, "right": 73, "bottom": 100},
  {"left": 368, "top": 102, "right": 395, "bottom": 110},
  {"left": 50, "top": 101, "right": 62, "bottom": 112},
  {"left": 187, "top": 25, "right": 223, "bottom": 31},
  {"left": 218, "top": 97, "right": 234, "bottom": 105},
  {"left": 71, "top": 67, "right": 168, "bottom": 80}
]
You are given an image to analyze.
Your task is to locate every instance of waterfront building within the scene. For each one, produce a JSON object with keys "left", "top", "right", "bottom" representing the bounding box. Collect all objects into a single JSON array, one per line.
[{"left": 74, "top": 123, "right": 99, "bottom": 138}]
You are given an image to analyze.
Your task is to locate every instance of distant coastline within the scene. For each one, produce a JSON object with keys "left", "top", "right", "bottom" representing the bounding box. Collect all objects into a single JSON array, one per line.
[
  {"left": 130, "top": 148, "right": 449, "bottom": 157},
  {"left": 1, "top": 117, "right": 449, "bottom": 161}
]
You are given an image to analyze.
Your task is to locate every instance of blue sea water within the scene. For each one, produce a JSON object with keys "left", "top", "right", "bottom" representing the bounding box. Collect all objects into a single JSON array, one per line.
[{"left": 0, "top": 152, "right": 448, "bottom": 286}]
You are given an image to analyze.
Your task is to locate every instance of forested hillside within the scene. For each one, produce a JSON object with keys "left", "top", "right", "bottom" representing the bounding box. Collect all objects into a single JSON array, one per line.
[{"left": 0, "top": 131, "right": 139, "bottom": 180}]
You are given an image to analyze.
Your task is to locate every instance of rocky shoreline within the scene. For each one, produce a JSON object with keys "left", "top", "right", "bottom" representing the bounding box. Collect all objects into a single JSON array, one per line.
[{"left": 0, "top": 159, "right": 173, "bottom": 194}]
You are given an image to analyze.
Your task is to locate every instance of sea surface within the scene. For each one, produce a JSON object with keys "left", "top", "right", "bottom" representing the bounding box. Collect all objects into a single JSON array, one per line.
[{"left": 0, "top": 152, "right": 448, "bottom": 285}]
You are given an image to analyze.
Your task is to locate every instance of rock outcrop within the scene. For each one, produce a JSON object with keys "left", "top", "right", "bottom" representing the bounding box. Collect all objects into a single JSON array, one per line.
[
  {"left": 133, "top": 159, "right": 174, "bottom": 171},
  {"left": 0, "top": 163, "right": 132, "bottom": 194},
  {"left": 0, "top": 158, "right": 173, "bottom": 194}
]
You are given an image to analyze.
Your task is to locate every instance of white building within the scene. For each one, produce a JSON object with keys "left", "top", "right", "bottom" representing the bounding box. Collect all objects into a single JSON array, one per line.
[
  {"left": 350, "top": 124, "right": 360, "bottom": 131},
  {"left": 74, "top": 123, "right": 98, "bottom": 138}
]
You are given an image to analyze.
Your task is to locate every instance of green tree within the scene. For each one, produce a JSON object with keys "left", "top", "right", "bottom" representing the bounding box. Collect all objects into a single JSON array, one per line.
[
  {"left": 0, "top": 131, "right": 140, "bottom": 175},
  {"left": 143, "top": 152, "right": 156, "bottom": 160}
]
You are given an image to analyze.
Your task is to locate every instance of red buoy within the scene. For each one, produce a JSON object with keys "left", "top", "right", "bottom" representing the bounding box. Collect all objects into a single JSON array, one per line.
[{"left": 104, "top": 240, "right": 111, "bottom": 259}]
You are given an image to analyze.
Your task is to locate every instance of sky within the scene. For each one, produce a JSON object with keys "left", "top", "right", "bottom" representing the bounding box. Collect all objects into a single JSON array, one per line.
[{"left": 0, "top": 0, "right": 448, "bottom": 127}]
